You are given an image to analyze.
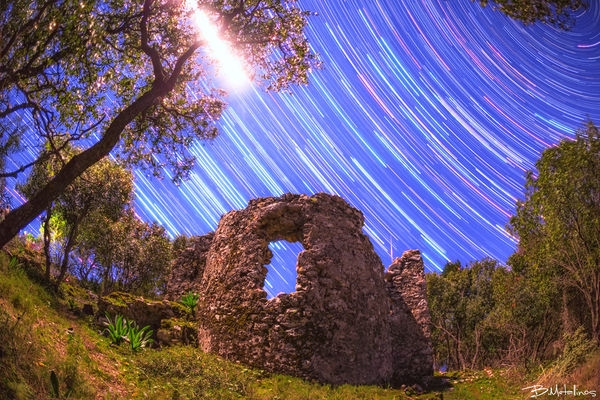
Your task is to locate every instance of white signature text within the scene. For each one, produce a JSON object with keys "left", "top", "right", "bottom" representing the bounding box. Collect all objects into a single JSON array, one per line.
[{"left": 522, "top": 385, "right": 597, "bottom": 398}]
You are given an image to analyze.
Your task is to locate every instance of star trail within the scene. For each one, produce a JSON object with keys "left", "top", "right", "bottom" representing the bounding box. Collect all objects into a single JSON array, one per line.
[{"left": 11, "top": 0, "right": 600, "bottom": 297}]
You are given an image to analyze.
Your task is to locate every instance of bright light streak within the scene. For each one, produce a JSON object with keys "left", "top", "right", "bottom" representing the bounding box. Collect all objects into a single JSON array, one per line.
[{"left": 187, "top": 0, "right": 248, "bottom": 87}]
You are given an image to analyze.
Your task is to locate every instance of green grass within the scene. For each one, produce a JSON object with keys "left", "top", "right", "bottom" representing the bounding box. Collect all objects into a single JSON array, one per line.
[
  {"left": 0, "top": 245, "right": 554, "bottom": 399},
  {"left": 433, "top": 370, "right": 534, "bottom": 400}
]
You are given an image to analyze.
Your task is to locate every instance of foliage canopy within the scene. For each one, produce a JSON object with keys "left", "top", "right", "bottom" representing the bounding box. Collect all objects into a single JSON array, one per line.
[
  {"left": 508, "top": 121, "right": 600, "bottom": 342},
  {"left": 17, "top": 144, "right": 134, "bottom": 287},
  {"left": 0, "top": 0, "right": 320, "bottom": 247},
  {"left": 78, "top": 208, "right": 172, "bottom": 296},
  {"left": 427, "top": 257, "right": 562, "bottom": 370},
  {"left": 477, "top": 0, "right": 588, "bottom": 30}
]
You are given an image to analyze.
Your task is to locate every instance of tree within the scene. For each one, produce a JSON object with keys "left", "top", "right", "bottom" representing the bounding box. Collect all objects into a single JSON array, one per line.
[
  {"left": 488, "top": 252, "right": 562, "bottom": 367},
  {"left": 17, "top": 145, "right": 134, "bottom": 288},
  {"left": 427, "top": 256, "right": 562, "bottom": 371},
  {"left": 508, "top": 121, "right": 600, "bottom": 342},
  {"left": 476, "top": 0, "right": 588, "bottom": 30},
  {"left": 0, "top": 0, "right": 320, "bottom": 248},
  {"left": 427, "top": 258, "right": 501, "bottom": 370},
  {"left": 76, "top": 208, "right": 172, "bottom": 296}
]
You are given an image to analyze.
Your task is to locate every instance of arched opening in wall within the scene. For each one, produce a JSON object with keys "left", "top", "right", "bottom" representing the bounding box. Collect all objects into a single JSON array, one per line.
[{"left": 264, "top": 240, "right": 304, "bottom": 299}]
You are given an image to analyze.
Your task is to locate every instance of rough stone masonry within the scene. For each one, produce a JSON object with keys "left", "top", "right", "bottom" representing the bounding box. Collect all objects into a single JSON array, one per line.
[
  {"left": 168, "top": 193, "right": 433, "bottom": 386},
  {"left": 164, "top": 232, "right": 214, "bottom": 301}
]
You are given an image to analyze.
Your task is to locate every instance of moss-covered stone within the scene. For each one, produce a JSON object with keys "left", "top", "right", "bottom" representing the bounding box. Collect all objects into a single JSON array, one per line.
[
  {"left": 165, "top": 232, "right": 214, "bottom": 300},
  {"left": 161, "top": 317, "right": 194, "bottom": 330},
  {"left": 103, "top": 291, "right": 136, "bottom": 308},
  {"left": 158, "top": 318, "right": 198, "bottom": 346},
  {"left": 167, "top": 301, "right": 188, "bottom": 316},
  {"left": 97, "top": 292, "right": 189, "bottom": 342},
  {"left": 64, "top": 283, "right": 91, "bottom": 302}
]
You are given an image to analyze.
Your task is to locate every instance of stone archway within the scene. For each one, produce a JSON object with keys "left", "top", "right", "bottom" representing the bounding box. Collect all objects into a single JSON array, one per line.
[{"left": 196, "top": 193, "right": 393, "bottom": 385}]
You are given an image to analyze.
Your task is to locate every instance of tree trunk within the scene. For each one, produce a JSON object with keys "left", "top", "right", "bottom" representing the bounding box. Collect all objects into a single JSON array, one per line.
[
  {"left": 42, "top": 205, "right": 53, "bottom": 282},
  {"left": 471, "top": 325, "right": 481, "bottom": 370},
  {"left": 102, "top": 258, "right": 113, "bottom": 296},
  {"left": 456, "top": 326, "right": 466, "bottom": 370},
  {"left": 592, "top": 271, "right": 600, "bottom": 344},
  {"left": 54, "top": 209, "right": 87, "bottom": 290},
  {"left": 592, "top": 302, "right": 600, "bottom": 344},
  {"left": 0, "top": 86, "right": 168, "bottom": 250},
  {"left": 532, "top": 309, "right": 554, "bottom": 362},
  {"left": 445, "top": 332, "right": 451, "bottom": 371}
]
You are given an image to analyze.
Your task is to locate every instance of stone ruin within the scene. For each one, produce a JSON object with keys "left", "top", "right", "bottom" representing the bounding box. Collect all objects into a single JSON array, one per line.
[
  {"left": 386, "top": 251, "right": 434, "bottom": 385},
  {"left": 167, "top": 193, "right": 433, "bottom": 387},
  {"left": 164, "top": 232, "right": 214, "bottom": 301}
]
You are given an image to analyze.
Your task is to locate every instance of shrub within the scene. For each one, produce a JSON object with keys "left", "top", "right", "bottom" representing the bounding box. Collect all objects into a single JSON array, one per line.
[{"left": 552, "top": 326, "right": 597, "bottom": 377}]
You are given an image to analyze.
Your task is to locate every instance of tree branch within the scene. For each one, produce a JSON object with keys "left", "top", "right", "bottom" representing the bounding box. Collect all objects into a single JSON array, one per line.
[
  {"left": 140, "top": 0, "right": 165, "bottom": 85},
  {"left": 167, "top": 40, "right": 204, "bottom": 88},
  {"left": 0, "top": 101, "right": 37, "bottom": 118},
  {"left": 0, "top": 0, "right": 60, "bottom": 60}
]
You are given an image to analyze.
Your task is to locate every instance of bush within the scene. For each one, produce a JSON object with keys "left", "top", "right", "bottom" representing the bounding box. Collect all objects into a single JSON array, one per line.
[
  {"left": 105, "top": 312, "right": 153, "bottom": 351},
  {"left": 552, "top": 326, "right": 597, "bottom": 377}
]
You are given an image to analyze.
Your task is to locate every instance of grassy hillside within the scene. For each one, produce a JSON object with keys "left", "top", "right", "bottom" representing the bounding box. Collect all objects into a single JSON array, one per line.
[{"left": 0, "top": 247, "right": 592, "bottom": 400}]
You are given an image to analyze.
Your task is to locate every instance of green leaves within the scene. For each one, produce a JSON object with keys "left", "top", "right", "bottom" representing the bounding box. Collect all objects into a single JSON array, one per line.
[
  {"left": 8, "top": 256, "right": 22, "bottom": 270},
  {"left": 50, "top": 370, "right": 60, "bottom": 398},
  {"left": 508, "top": 121, "right": 600, "bottom": 341},
  {"left": 475, "top": 0, "right": 588, "bottom": 30},
  {"left": 1, "top": 0, "right": 320, "bottom": 185},
  {"left": 105, "top": 311, "right": 129, "bottom": 346},
  {"left": 180, "top": 291, "right": 200, "bottom": 316},
  {"left": 427, "top": 258, "right": 502, "bottom": 370},
  {"left": 17, "top": 141, "right": 135, "bottom": 287},
  {"left": 552, "top": 326, "right": 597, "bottom": 376},
  {"left": 126, "top": 320, "right": 154, "bottom": 352},
  {"left": 78, "top": 208, "right": 172, "bottom": 296},
  {"left": 0, "top": 0, "right": 319, "bottom": 249},
  {"left": 427, "top": 256, "right": 564, "bottom": 369},
  {"left": 105, "top": 312, "right": 154, "bottom": 351},
  {"left": 49, "top": 370, "right": 73, "bottom": 399}
]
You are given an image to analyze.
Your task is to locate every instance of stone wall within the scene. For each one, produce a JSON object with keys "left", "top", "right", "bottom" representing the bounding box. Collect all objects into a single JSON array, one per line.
[
  {"left": 167, "top": 193, "right": 434, "bottom": 387},
  {"left": 164, "top": 232, "right": 214, "bottom": 301},
  {"left": 386, "top": 250, "right": 434, "bottom": 385},
  {"left": 196, "top": 193, "right": 393, "bottom": 386},
  {"left": 97, "top": 292, "right": 187, "bottom": 341}
]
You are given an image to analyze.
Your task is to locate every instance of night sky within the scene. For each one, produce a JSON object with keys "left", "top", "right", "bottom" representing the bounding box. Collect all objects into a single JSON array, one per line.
[{"left": 12, "top": 1, "right": 600, "bottom": 298}]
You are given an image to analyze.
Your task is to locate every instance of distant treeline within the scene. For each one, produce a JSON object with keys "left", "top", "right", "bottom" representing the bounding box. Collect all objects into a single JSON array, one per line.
[{"left": 427, "top": 121, "right": 600, "bottom": 371}]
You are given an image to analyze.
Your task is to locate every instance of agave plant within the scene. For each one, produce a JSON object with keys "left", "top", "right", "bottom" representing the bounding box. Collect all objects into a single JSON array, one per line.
[
  {"left": 9, "top": 257, "right": 19, "bottom": 269},
  {"left": 180, "top": 291, "right": 200, "bottom": 315},
  {"left": 8, "top": 257, "right": 23, "bottom": 273},
  {"left": 67, "top": 298, "right": 77, "bottom": 311},
  {"left": 105, "top": 312, "right": 128, "bottom": 346},
  {"left": 126, "top": 320, "right": 154, "bottom": 352},
  {"left": 50, "top": 370, "right": 73, "bottom": 399}
]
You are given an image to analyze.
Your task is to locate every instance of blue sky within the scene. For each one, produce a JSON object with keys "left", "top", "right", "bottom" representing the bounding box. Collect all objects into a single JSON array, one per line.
[{"left": 12, "top": 1, "right": 600, "bottom": 297}]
